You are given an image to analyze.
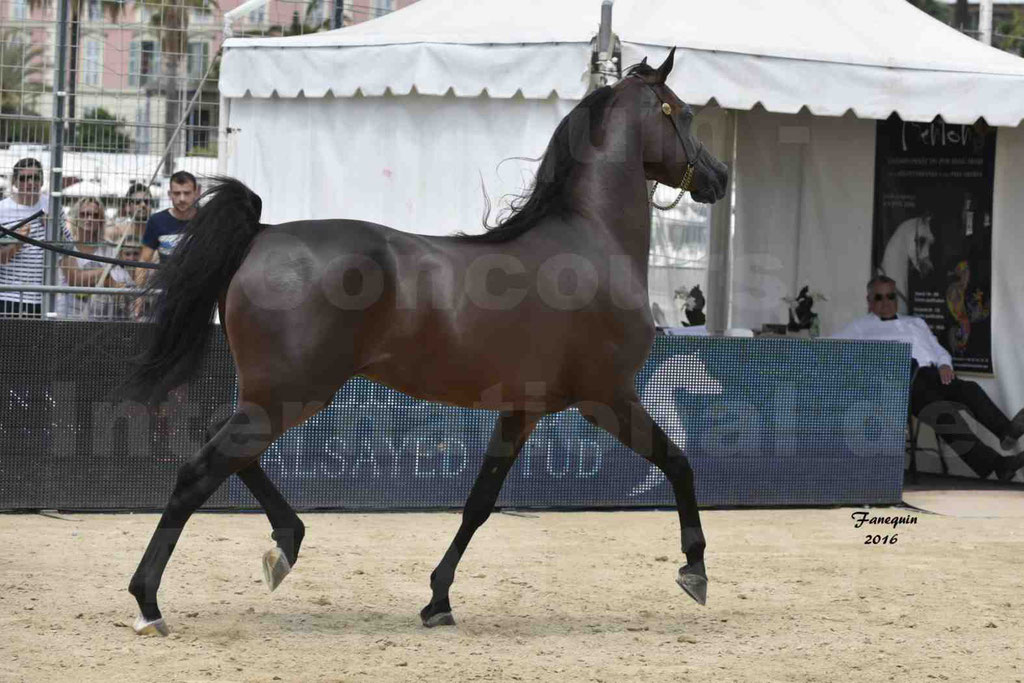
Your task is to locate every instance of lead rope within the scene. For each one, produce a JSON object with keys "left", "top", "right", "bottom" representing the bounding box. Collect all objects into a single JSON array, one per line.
[{"left": 649, "top": 163, "right": 694, "bottom": 211}]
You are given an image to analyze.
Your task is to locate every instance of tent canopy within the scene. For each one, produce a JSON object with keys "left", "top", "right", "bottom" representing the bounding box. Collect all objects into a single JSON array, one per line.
[{"left": 221, "top": 0, "right": 1024, "bottom": 125}]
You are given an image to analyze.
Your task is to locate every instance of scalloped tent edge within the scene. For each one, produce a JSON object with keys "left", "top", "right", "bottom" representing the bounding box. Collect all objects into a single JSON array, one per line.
[{"left": 219, "top": 0, "right": 1024, "bottom": 126}]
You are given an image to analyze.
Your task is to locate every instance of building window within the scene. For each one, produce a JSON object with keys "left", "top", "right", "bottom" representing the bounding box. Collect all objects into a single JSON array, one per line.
[
  {"left": 186, "top": 41, "right": 209, "bottom": 80},
  {"left": 128, "top": 40, "right": 159, "bottom": 88},
  {"left": 186, "top": 104, "right": 212, "bottom": 153},
  {"left": 86, "top": 0, "right": 102, "bottom": 22},
  {"left": 12, "top": 0, "right": 29, "bottom": 20},
  {"left": 248, "top": 5, "right": 265, "bottom": 24},
  {"left": 191, "top": 5, "right": 213, "bottom": 24},
  {"left": 135, "top": 104, "right": 151, "bottom": 151},
  {"left": 82, "top": 39, "right": 103, "bottom": 86},
  {"left": 374, "top": 0, "right": 394, "bottom": 18}
]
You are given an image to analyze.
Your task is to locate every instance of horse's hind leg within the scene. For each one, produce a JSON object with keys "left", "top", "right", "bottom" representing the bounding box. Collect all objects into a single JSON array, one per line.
[
  {"left": 236, "top": 462, "right": 304, "bottom": 591},
  {"left": 580, "top": 395, "right": 707, "bottom": 606},
  {"left": 128, "top": 404, "right": 280, "bottom": 636},
  {"left": 420, "top": 412, "right": 538, "bottom": 627},
  {"left": 206, "top": 414, "right": 304, "bottom": 588}
]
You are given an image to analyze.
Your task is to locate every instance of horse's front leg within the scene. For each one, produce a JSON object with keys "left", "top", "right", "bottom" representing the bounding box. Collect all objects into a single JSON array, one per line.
[
  {"left": 580, "top": 394, "right": 707, "bottom": 605},
  {"left": 420, "top": 412, "right": 537, "bottom": 627}
]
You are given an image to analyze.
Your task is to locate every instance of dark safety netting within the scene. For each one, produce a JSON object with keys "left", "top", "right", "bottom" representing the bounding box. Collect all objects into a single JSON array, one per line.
[{"left": 0, "top": 320, "right": 908, "bottom": 510}]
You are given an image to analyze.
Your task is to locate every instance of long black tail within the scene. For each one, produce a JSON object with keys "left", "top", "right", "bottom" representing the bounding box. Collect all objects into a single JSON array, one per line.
[{"left": 124, "top": 176, "right": 264, "bottom": 404}]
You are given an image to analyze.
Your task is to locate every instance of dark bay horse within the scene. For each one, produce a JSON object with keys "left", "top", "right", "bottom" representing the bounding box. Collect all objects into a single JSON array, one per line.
[{"left": 126, "top": 49, "right": 729, "bottom": 636}]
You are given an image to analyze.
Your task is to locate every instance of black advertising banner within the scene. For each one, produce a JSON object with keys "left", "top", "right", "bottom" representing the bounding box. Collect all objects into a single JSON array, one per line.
[{"left": 872, "top": 116, "right": 996, "bottom": 375}]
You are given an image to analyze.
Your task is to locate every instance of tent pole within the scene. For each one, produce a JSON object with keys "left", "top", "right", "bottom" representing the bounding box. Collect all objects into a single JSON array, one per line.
[
  {"left": 333, "top": 0, "right": 345, "bottom": 29},
  {"left": 979, "top": 0, "right": 993, "bottom": 45},
  {"left": 706, "top": 109, "right": 737, "bottom": 335}
]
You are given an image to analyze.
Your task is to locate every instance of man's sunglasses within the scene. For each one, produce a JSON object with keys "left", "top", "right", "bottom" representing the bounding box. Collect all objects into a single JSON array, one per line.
[
  {"left": 15, "top": 174, "right": 42, "bottom": 184},
  {"left": 873, "top": 293, "right": 897, "bottom": 302}
]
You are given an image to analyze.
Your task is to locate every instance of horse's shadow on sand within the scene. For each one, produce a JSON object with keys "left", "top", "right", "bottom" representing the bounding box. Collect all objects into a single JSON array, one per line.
[{"left": 206, "top": 603, "right": 743, "bottom": 639}]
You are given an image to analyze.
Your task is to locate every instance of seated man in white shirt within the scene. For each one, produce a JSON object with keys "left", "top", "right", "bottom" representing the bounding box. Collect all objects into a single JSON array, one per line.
[{"left": 833, "top": 275, "right": 1024, "bottom": 481}]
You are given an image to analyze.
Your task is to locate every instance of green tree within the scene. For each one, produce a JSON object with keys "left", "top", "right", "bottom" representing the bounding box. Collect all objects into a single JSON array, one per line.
[
  {"left": 74, "top": 107, "right": 134, "bottom": 151},
  {"left": 905, "top": 0, "right": 952, "bottom": 23},
  {"left": 0, "top": 30, "right": 49, "bottom": 144},
  {"left": 996, "top": 10, "right": 1024, "bottom": 57}
]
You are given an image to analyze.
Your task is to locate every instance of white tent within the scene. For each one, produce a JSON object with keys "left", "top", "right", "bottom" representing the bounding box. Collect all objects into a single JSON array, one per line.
[
  {"left": 222, "top": 0, "right": 1024, "bottom": 124},
  {"left": 220, "top": 0, "right": 1024, "bottom": 424}
]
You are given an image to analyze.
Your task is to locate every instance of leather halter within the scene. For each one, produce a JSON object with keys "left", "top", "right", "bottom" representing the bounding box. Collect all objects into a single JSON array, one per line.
[{"left": 637, "top": 77, "right": 704, "bottom": 210}]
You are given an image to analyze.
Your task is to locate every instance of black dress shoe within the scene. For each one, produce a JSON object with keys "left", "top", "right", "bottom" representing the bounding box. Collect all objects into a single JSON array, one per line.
[
  {"left": 999, "top": 408, "right": 1024, "bottom": 451},
  {"left": 996, "top": 452, "right": 1024, "bottom": 482}
]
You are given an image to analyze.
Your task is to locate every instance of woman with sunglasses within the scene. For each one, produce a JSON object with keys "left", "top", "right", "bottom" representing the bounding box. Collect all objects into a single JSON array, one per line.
[
  {"left": 0, "top": 158, "right": 72, "bottom": 318},
  {"left": 57, "top": 196, "right": 133, "bottom": 319}
]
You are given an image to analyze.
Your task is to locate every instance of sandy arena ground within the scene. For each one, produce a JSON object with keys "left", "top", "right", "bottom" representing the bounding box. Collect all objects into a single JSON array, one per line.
[{"left": 2, "top": 494, "right": 1023, "bottom": 682}]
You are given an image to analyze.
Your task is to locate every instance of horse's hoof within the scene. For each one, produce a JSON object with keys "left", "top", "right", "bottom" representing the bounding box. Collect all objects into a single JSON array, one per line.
[
  {"left": 262, "top": 546, "right": 292, "bottom": 592},
  {"left": 420, "top": 604, "right": 456, "bottom": 628},
  {"left": 422, "top": 611, "right": 456, "bottom": 627},
  {"left": 133, "top": 614, "right": 169, "bottom": 637},
  {"left": 675, "top": 565, "right": 708, "bottom": 606}
]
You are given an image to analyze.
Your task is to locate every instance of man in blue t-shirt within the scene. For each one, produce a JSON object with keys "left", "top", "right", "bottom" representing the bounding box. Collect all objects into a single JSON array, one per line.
[{"left": 140, "top": 170, "right": 199, "bottom": 266}]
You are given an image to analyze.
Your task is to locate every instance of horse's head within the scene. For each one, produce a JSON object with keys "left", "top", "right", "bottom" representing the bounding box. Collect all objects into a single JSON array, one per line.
[
  {"left": 624, "top": 49, "right": 729, "bottom": 204},
  {"left": 911, "top": 216, "right": 934, "bottom": 276}
]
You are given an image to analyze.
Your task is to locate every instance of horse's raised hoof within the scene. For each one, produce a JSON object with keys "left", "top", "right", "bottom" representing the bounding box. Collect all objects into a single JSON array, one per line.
[
  {"left": 262, "top": 546, "right": 292, "bottom": 592},
  {"left": 420, "top": 603, "right": 456, "bottom": 628},
  {"left": 676, "top": 565, "right": 708, "bottom": 606},
  {"left": 133, "top": 614, "right": 169, "bottom": 637}
]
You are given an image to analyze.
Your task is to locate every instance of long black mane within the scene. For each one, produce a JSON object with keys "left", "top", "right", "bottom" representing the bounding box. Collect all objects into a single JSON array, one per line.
[{"left": 458, "top": 86, "right": 616, "bottom": 243}]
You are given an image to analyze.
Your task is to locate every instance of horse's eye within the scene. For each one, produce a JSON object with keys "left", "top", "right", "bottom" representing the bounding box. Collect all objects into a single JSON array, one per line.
[{"left": 661, "top": 103, "right": 672, "bottom": 116}]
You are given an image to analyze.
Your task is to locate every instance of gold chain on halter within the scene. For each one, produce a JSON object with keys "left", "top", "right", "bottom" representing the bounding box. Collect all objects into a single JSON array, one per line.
[{"left": 649, "top": 163, "right": 695, "bottom": 211}]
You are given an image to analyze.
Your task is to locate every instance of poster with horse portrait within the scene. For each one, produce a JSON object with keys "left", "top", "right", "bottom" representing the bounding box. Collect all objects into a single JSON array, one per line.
[{"left": 872, "top": 115, "right": 996, "bottom": 375}]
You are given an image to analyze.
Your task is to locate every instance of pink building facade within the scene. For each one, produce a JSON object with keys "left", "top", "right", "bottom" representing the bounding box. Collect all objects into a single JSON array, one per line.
[{"left": 2, "top": 0, "right": 419, "bottom": 154}]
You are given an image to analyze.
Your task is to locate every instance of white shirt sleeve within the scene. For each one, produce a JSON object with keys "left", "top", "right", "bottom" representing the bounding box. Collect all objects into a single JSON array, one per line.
[{"left": 913, "top": 317, "right": 952, "bottom": 367}]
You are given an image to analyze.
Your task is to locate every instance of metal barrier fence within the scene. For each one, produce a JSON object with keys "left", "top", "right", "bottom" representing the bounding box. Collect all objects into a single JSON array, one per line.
[
  {"left": 1, "top": 0, "right": 415, "bottom": 316},
  {"left": 0, "top": 318, "right": 910, "bottom": 511},
  {"left": 0, "top": 283, "right": 148, "bottom": 320}
]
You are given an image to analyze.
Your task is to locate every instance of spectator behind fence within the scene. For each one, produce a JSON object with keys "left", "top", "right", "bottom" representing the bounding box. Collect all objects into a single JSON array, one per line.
[
  {"left": 139, "top": 171, "right": 199, "bottom": 273},
  {"left": 57, "top": 196, "right": 132, "bottom": 319},
  {"left": 832, "top": 274, "right": 1024, "bottom": 481},
  {"left": 110, "top": 182, "right": 153, "bottom": 244},
  {"left": 87, "top": 231, "right": 142, "bottom": 321},
  {"left": 0, "top": 158, "right": 71, "bottom": 318}
]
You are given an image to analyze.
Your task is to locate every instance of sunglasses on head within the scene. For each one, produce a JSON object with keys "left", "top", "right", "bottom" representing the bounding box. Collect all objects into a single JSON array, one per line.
[{"left": 873, "top": 293, "right": 897, "bottom": 302}]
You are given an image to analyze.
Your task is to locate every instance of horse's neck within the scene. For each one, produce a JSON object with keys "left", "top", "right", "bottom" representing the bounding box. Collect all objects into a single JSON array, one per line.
[{"left": 561, "top": 148, "right": 651, "bottom": 263}]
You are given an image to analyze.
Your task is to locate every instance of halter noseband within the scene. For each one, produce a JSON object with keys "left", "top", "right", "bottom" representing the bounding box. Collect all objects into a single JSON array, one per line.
[{"left": 638, "top": 77, "right": 704, "bottom": 211}]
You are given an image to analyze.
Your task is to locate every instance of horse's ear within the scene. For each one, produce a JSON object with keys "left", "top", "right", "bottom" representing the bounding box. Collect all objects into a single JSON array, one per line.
[
  {"left": 641, "top": 57, "right": 648, "bottom": 65},
  {"left": 655, "top": 47, "right": 676, "bottom": 83}
]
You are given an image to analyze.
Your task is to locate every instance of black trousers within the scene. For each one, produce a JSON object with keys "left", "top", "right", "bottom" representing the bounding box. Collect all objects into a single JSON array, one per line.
[{"left": 911, "top": 366, "right": 1011, "bottom": 478}]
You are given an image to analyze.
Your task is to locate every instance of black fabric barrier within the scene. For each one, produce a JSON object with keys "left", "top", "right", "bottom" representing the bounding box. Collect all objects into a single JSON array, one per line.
[{"left": 0, "top": 320, "right": 909, "bottom": 510}]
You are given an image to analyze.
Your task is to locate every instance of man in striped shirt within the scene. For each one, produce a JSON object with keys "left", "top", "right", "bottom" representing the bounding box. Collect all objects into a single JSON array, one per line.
[{"left": 0, "top": 158, "right": 68, "bottom": 318}]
